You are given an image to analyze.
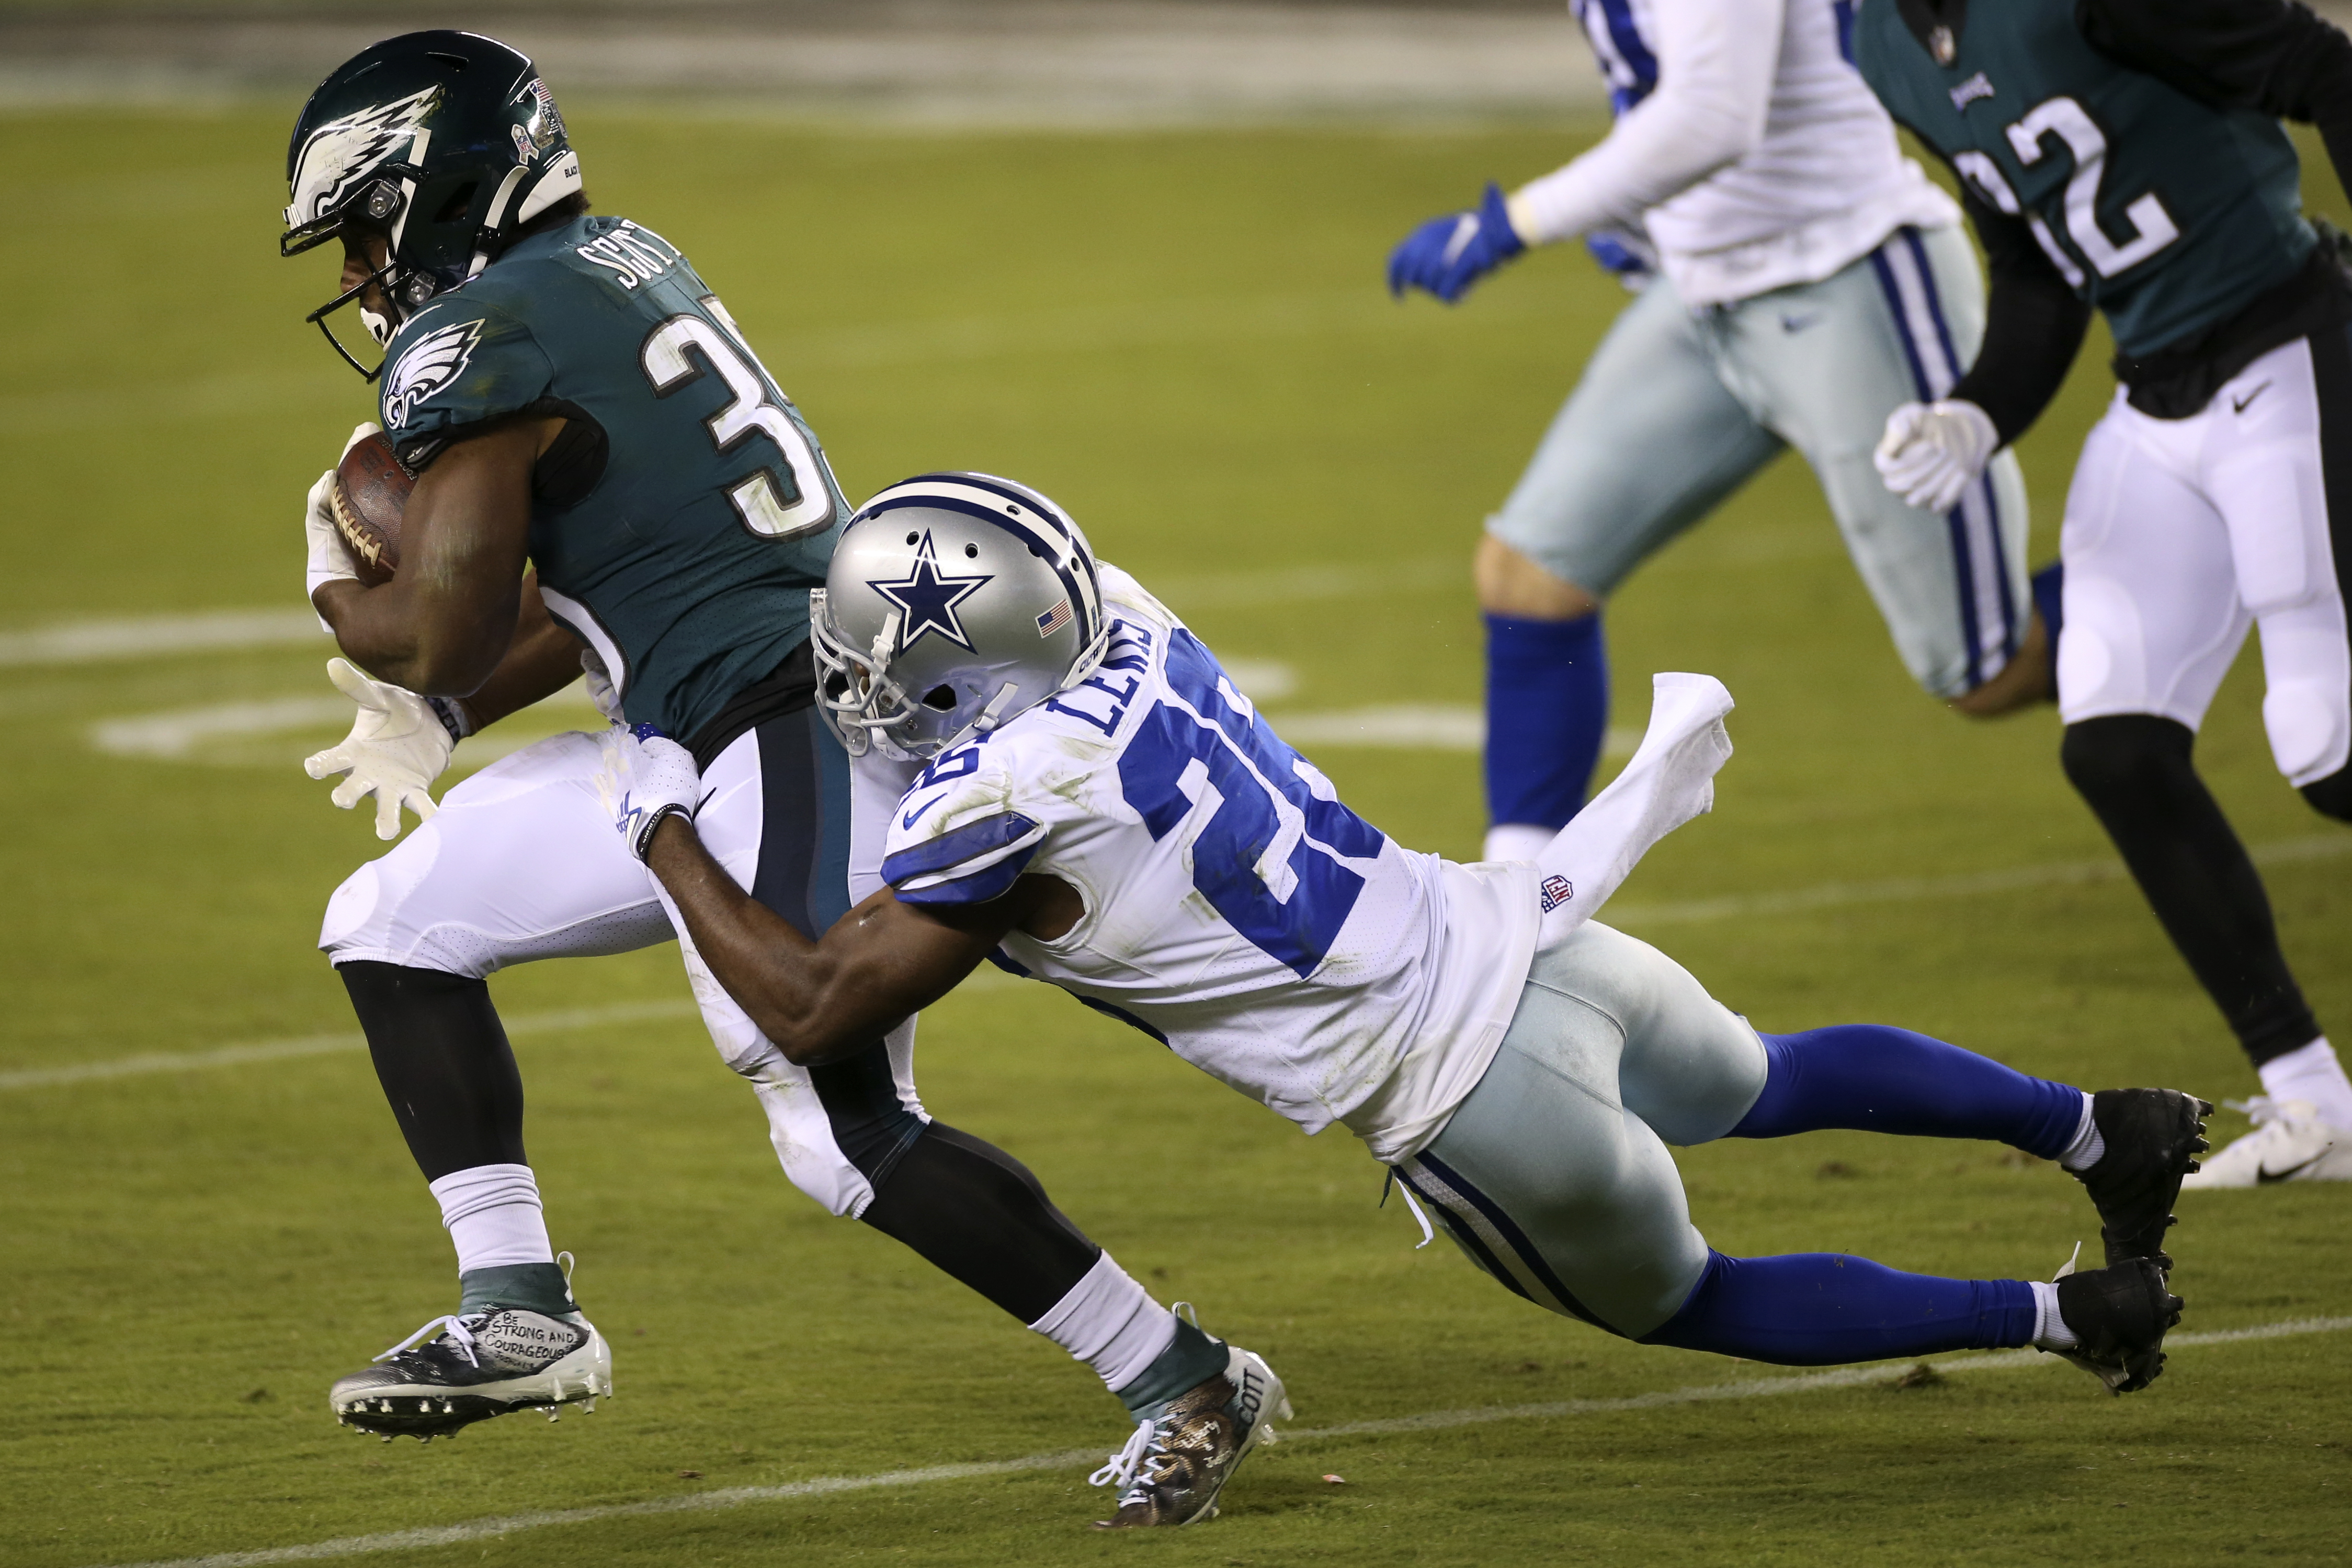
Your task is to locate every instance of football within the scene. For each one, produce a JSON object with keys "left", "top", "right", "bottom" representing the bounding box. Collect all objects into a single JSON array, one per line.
[{"left": 329, "top": 430, "right": 413, "bottom": 587}]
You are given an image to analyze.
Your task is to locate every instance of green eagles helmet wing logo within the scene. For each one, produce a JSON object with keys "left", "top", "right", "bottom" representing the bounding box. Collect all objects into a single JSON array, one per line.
[{"left": 382, "top": 318, "right": 484, "bottom": 428}]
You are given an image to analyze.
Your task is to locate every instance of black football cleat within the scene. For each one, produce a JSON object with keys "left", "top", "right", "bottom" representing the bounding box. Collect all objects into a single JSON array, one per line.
[
  {"left": 2070, "top": 1088, "right": 2211, "bottom": 1268},
  {"left": 329, "top": 1308, "right": 612, "bottom": 1440},
  {"left": 2048, "top": 1256, "right": 2182, "bottom": 1395}
]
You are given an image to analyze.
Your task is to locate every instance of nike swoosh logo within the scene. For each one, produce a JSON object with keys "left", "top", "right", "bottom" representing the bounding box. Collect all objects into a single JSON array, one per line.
[
  {"left": 2233, "top": 382, "right": 2271, "bottom": 414},
  {"left": 1780, "top": 313, "right": 1822, "bottom": 333},
  {"left": 901, "top": 793, "right": 945, "bottom": 830},
  {"left": 2257, "top": 1154, "right": 2321, "bottom": 1184}
]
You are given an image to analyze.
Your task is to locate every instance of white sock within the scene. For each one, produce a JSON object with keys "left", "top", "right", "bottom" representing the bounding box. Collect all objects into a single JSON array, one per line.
[
  {"left": 1483, "top": 823, "right": 1559, "bottom": 863},
  {"left": 428, "top": 1163, "right": 555, "bottom": 1274},
  {"left": 1027, "top": 1252, "right": 1177, "bottom": 1394},
  {"left": 2056, "top": 1092, "right": 2105, "bottom": 1172},
  {"left": 2257, "top": 1037, "right": 2352, "bottom": 1132},
  {"left": 2031, "top": 1280, "right": 2078, "bottom": 1350}
]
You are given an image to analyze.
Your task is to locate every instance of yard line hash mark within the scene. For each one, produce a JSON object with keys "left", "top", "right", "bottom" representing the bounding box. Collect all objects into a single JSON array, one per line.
[{"left": 87, "top": 1314, "right": 2352, "bottom": 1568}]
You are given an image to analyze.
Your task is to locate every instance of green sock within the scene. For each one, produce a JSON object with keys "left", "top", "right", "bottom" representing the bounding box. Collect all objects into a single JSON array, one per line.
[
  {"left": 1115, "top": 1316, "right": 1228, "bottom": 1417},
  {"left": 458, "top": 1262, "right": 576, "bottom": 1317}
]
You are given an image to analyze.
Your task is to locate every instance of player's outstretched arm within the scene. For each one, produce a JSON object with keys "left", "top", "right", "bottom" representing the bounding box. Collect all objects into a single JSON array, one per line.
[
  {"left": 599, "top": 726, "right": 1039, "bottom": 1064},
  {"left": 311, "top": 418, "right": 558, "bottom": 698},
  {"left": 647, "top": 813, "right": 1022, "bottom": 1065}
]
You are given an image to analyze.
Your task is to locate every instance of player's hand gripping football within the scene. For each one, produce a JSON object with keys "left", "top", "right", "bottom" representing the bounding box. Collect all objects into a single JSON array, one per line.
[
  {"left": 304, "top": 657, "right": 455, "bottom": 840},
  {"left": 1387, "top": 182, "right": 1526, "bottom": 303},
  {"left": 1874, "top": 399, "right": 1998, "bottom": 514},
  {"left": 304, "top": 422, "right": 383, "bottom": 603},
  {"left": 594, "top": 725, "right": 704, "bottom": 862}
]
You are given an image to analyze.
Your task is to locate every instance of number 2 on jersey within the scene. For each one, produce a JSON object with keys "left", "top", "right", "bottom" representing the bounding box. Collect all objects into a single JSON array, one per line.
[
  {"left": 1956, "top": 95, "right": 2178, "bottom": 286},
  {"left": 1118, "top": 630, "right": 1386, "bottom": 979},
  {"left": 640, "top": 305, "right": 836, "bottom": 541}
]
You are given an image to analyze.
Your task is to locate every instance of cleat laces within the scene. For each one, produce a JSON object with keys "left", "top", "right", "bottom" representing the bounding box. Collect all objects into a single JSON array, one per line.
[
  {"left": 373, "top": 1312, "right": 485, "bottom": 1369},
  {"left": 1090, "top": 1419, "right": 1169, "bottom": 1505}
]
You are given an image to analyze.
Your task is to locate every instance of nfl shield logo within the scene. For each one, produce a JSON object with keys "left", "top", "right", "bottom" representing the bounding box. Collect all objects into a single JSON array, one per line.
[{"left": 1539, "top": 874, "right": 1574, "bottom": 913}]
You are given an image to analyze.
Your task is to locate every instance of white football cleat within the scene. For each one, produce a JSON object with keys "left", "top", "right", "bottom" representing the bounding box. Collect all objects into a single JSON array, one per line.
[
  {"left": 329, "top": 1307, "right": 612, "bottom": 1439},
  {"left": 2179, "top": 1098, "right": 2352, "bottom": 1189}
]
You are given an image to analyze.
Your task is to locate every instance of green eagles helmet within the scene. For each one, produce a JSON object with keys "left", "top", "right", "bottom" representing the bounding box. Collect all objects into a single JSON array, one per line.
[{"left": 281, "top": 30, "right": 583, "bottom": 378}]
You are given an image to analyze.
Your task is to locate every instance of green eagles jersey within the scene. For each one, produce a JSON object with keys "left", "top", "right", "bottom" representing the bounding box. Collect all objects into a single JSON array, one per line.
[
  {"left": 1855, "top": 0, "right": 2314, "bottom": 358},
  {"left": 378, "top": 214, "right": 845, "bottom": 738}
]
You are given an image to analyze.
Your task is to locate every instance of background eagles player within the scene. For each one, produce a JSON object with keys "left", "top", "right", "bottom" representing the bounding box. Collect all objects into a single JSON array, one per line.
[
  {"left": 1386, "top": 0, "right": 2043, "bottom": 865},
  {"left": 600, "top": 472, "right": 2210, "bottom": 1524},
  {"left": 281, "top": 32, "right": 1254, "bottom": 1468},
  {"left": 1858, "top": 0, "right": 2352, "bottom": 1185}
]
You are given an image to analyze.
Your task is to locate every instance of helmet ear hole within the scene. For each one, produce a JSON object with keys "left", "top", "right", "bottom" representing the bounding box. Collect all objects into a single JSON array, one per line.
[
  {"left": 921, "top": 685, "right": 958, "bottom": 711},
  {"left": 433, "top": 182, "right": 479, "bottom": 223}
]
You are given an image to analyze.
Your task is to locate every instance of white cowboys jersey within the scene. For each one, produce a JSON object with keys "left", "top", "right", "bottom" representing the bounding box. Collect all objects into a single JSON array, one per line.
[
  {"left": 1575, "top": 0, "right": 1958, "bottom": 304},
  {"left": 873, "top": 568, "right": 1539, "bottom": 1164}
]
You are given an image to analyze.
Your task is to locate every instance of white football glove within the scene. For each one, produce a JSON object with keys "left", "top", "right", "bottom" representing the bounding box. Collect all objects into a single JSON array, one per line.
[
  {"left": 303, "top": 657, "right": 455, "bottom": 840},
  {"left": 1873, "top": 399, "right": 1999, "bottom": 514},
  {"left": 305, "top": 422, "right": 384, "bottom": 607},
  {"left": 594, "top": 725, "right": 703, "bottom": 861},
  {"left": 580, "top": 646, "right": 625, "bottom": 723}
]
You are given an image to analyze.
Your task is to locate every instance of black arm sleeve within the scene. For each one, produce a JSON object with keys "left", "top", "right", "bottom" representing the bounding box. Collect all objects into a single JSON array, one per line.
[
  {"left": 1946, "top": 183, "right": 2097, "bottom": 445},
  {"left": 2078, "top": 0, "right": 2352, "bottom": 197}
]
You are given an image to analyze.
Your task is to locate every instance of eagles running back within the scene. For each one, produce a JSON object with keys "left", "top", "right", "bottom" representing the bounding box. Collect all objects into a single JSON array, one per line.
[
  {"left": 877, "top": 568, "right": 1538, "bottom": 1164},
  {"left": 377, "top": 213, "right": 847, "bottom": 739}
]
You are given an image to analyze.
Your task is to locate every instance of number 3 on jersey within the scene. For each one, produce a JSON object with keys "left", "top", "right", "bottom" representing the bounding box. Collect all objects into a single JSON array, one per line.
[
  {"left": 1119, "top": 630, "right": 1387, "bottom": 979},
  {"left": 641, "top": 303, "right": 836, "bottom": 541}
]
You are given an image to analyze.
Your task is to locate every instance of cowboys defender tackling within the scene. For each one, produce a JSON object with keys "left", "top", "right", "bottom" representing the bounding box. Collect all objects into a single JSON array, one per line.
[
  {"left": 603, "top": 472, "right": 2211, "bottom": 1524},
  {"left": 279, "top": 33, "right": 1271, "bottom": 1510},
  {"left": 1858, "top": 0, "right": 2352, "bottom": 1186}
]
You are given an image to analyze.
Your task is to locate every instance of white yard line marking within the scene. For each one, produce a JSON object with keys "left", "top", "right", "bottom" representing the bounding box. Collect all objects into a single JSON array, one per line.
[
  {"left": 89, "top": 1314, "right": 2352, "bottom": 1568},
  {"left": 1609, "top": 833, "right": 2352, "bottom": 928},
  {"left": 1, "top": 972, "right": 1020, "bottom": 1094},
  {"left": 87, "top": 689, "right": 601, "bottom": 762},
  {"left": 0, "top": 1001, "right": 700, "bottom": 1092},
  {"left": 0, "top": 609, "right": 325, "bottom": 667}
]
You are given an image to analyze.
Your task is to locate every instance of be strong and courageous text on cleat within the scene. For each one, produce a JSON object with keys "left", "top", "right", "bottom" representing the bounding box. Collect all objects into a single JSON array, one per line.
[
  {"left": 2071, "top": 1088, "right": 2211, "bottom": 1268},
  {"left": 328, "top": 1307, "right": 612, "bottom": 1439},
  {"left": 2047, "top": 1255, "right": 2182, "bottom": 1395},
  {"left": 1091, "top": 1345, "right": 1291, "bottom": 1528}
]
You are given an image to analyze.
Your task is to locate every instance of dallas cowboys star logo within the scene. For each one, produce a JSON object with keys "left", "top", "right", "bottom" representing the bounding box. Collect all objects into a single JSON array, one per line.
[{"left": 869, "top": 532, "right": 992, "bottom": 654}]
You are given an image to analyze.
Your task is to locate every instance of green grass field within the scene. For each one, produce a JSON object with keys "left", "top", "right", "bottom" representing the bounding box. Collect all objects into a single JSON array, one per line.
[{"left": 3, "top": 105, "right": 2348, "bottom": 1566}]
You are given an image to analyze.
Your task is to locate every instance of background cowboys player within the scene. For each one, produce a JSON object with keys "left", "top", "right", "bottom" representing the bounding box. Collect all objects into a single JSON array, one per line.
[
  {"left": 1387, "top": 0, "right": 2047, "bottom": 866},
  {"left": 281, "top": 31, "right": 1262, "bottom": 1475},
  {"left": 1858, "top": 0, "right": 2352, "bottom": 1185},
  {"left": 601, "top": 472, "right": 2209, "bottom": 1524}
]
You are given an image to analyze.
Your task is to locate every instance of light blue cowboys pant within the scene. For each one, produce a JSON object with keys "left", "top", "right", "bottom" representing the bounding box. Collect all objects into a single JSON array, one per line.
[
  {"left": 1392, "top": 921, "right": 1767, "bottom": 1338},
  {"left": 1485, "top": 224, "right": 2031, "bottom": 697}
]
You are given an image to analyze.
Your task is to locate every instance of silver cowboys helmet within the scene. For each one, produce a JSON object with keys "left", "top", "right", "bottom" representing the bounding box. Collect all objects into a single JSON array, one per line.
[{"left": 813, "top": 473, "right": 1108, "bottom": 760}]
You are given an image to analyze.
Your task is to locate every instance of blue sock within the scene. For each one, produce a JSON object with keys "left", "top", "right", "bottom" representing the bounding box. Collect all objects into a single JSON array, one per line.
[
  {"left": 1484, "top": 611, "right": 1608, "bottom": 830},
  {"left": 2031, "top": 559, "right": 2064, "bottom": 649},
  {"left": 1730, "top": 1026, "right": 2084, "bottom": 1158},
  {"left": 1642, "top": 1251, "right": 2037, "bottom": 1364}
]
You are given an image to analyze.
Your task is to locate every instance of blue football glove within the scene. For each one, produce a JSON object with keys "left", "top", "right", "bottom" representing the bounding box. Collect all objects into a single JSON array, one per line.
[
  {"left": 1386, "top": 182, "right": 1526, "bottom": 303},
  {"left": 1584, "top": 226, "right": 1658, "bottom": 290}
]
